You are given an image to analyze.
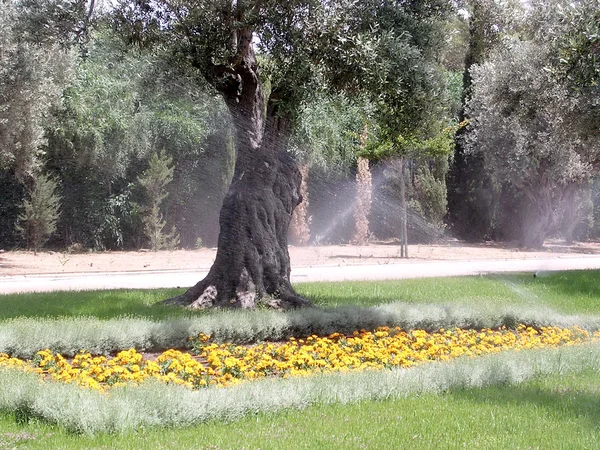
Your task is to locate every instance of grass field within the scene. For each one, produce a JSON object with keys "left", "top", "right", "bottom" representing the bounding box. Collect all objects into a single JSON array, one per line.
[
  {"left": 1, "top": 270, "right": 599, "bottom": 448},
  {"left": 1, "top": 270, "right": 599, "bottom": 319}
]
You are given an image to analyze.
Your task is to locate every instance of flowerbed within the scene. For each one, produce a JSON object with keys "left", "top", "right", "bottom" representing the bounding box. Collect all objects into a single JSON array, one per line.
[{"left": 0, "top": 325, "right": 597, "bottom": 391}]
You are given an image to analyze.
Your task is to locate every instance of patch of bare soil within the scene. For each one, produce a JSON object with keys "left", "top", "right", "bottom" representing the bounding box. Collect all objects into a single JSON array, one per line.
[{"left": 1, "top": 239, "right": 600, "bottom": 276}]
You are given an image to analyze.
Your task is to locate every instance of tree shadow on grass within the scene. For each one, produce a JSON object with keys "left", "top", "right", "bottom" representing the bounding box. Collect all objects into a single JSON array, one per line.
[
  {"left": 0, "top": 288, "right": 200, "bottom": 320},
  {"left": 449, "top": 375, "right": 600, "bottom": 431}
]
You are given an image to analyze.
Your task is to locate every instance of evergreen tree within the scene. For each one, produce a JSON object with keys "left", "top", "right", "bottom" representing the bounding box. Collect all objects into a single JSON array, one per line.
[
  {"left": 446, "top": 0, "right": 504, "bottom": 241},
  {"left": 138, "top": 151, "right": 180, "bottom": 251},
  {"left": 17, "top": 172, "right": 61, "bottom": 253}
]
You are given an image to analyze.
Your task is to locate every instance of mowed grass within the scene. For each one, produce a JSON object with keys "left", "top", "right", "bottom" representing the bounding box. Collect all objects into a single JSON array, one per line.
[
  {"left": 1, "top": 370, "right": 599, "bottom": 449},
  {"left": 0, "top": 270, "right": 599, "bottom": 319},
  {"left": 299, "top": 270, "right": 600, "bottom": 312},
  {"left": 1, "top": 270, "right": 600, "bottom": 447}
]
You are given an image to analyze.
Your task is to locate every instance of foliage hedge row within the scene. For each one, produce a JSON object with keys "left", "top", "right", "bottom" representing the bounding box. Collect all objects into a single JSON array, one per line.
[
  {"left": 2, "top": 343, "right": 600, "bottom": 434},
  {"left": 1, "top": 302, "right": 599, "bottom": 358}
]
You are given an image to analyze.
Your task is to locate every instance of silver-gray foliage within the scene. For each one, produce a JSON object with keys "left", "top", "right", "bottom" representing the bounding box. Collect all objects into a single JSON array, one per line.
[
  {"left": 465, "top": 1, "right": 600, "bottom": 247},
  {"left": 1, "top": 342, "right": 600, "bottom": 433},
  {"left": 1, "top": 302, "right": 599, "bottom": 358},
  {"left": 467, "top": 42, "right": 595, "bottom": 246},
  {"left": 0, "top": 1, "right": 74, "bottom": 179}
]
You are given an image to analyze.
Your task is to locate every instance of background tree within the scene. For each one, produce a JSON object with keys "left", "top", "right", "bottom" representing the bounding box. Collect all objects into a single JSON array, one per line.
[
  {"left": 0, "top": 0, "right": 77, "bottom": 248},
  {"left": 16, "top": 172, "right": 61, "bottom": 254},
  {"left": 353, "top": 154, "right": 372, "bottom": 245},
  {"left": 550, "top": 0, "right": 600, "bottom": 242},
  {"left": 138, "top": 151, "right": 180, "bottom": 251},
  {"left": 449, "top": 0, "right": 600, "bottom": 247},
  {"left": 45, "top": 26, "right": 224, "bottom": 250},
  {"left": 365, "top": 123, "right": 456, "bottom": 255},
  {"left": 288, "top": 93, "right": 369, "bottom": 246},
  {"left": 288, "top": 163, "right": 311, "bottom": 246},
  {"left": 357, "top": 1, "right": 459, "bottom": 252},
  {"left": 446, "top": 0, "right": 505, "bottom": 242},
  {"left": 466, "top": 29, "right": 599, "bottom": 247},
  {"left": 356, "top": 0, "right": 458, "bottom": 253}
]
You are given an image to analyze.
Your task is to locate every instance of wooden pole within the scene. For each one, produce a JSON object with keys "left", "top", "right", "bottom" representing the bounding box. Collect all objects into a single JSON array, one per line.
[{"left": 400, "top": 157, "right": 408, "bottom": 258}]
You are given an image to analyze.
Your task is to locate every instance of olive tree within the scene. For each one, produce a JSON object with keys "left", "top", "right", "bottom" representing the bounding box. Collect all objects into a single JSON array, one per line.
[
  {"left": 466, "top": 38, "right": 597, "bottom": 247},
  {"left": 117, "top": 0, "right": 452, "bottom": 309},
  {"left": 0, "top": 1, "right": 75, "bottom": 180}
]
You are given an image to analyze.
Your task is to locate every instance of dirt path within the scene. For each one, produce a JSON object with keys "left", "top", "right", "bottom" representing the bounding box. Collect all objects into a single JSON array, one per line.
[{"left": 2, "top": 240, "right": 600, "bottom": 276}]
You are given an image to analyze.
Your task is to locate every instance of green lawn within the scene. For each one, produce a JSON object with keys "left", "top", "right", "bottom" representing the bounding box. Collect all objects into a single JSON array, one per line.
[
  {"left": 1, "top": 369, "right": 599, "bottom": 449},
  {"left": 299, "top": 270, "right": 600, "bottom": 312},
  {"left": 1, "top": 270, "right": 600, "bottom": 447},
  {"left": 0, "top": 270, "right": 599, "bottom": 319}
]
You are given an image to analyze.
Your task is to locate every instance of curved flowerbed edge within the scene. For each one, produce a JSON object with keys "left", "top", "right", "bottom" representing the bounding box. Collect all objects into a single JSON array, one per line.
[
  {"left": 1, "top": 302, "right": 599, "bottom": 358},
  {"left": 1, "top": 342, "right": 600, "bottom": 434}
]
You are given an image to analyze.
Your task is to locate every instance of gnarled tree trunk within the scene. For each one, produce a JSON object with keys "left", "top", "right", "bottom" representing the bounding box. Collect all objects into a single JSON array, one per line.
[{"left": 165, "top": 27, "right": 311, "bottom": 310}]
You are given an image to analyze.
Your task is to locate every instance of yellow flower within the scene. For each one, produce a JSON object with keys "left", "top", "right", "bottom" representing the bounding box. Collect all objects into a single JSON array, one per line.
[{"left": 1, "top": 324, "right": 596, "bottom": 392}]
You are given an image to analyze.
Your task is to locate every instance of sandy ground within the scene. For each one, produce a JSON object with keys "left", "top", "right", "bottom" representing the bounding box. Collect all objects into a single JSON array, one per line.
[{"left": 2, "top": 239, "right": 600, "bottom": 276}]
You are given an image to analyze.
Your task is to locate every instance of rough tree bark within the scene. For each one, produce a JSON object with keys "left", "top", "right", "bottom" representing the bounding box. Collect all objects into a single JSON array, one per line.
[{"left": 164, "top": 26, "right": 312, "bottom": 309}]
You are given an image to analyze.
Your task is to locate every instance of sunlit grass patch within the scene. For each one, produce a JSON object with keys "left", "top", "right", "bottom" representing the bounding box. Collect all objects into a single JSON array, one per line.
[
  {"left": 1, "top": 270, "right": 600, "bottom": 320},
  {"left": 297, "top": 270, "right": 600, "bottom": 312}
]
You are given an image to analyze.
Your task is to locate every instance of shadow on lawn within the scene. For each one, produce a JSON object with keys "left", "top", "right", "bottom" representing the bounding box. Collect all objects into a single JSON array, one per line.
[
  {"left": 450, "top": 376, "right": 600, "bottom": 430},
  {"left": 0, "top": 289, "right": 193, "bottom": 320}
]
